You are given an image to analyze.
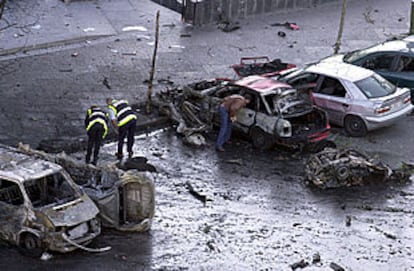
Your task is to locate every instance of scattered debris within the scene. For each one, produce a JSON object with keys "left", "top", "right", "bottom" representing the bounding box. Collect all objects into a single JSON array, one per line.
[
  {"left": 162, "top": 23, "right": 176, "bottom": 28},
  {"left": 271, "top": 22, "right": 300, "bottom": 30},
  {"left": 345, "top": 215, "right": 351, "bottom": 226},
  {"left": 83, "top": 27, "right": 96, "bottom": 32},
  {"left": 225, "top": 159, "right": 243, "bottom": 166},
  {"left": 186, "top": 181, "right": 209, "bottom": 205},
  {"left": 59, "top": 68, "right": 73, "bottom": 72},
  {"left": 71, "top": 52, "right": 78, "bottom": 57},
  {"left": 363, "top": 8, "right": 375, "bottom": 24},
  {"left": 290, "top": 259, "right": 309, "bottom": 270},
  {"left": 278, "top": 31, "right": 286, "bottom": 38},
  {"left": 231, "top": 56, "right": 296, "bottom": 78},
  {"left": 103, "top": 76, "right": 111, "bottom": 89},
  {"left": 40, "top": 252, "right": 53, "bottom": 261},
  {"left": 122, "top": 26, "right": 148, "bottom": 32},
  {"left": 157, "top": 78, "right": 174, "bottom": 85},
  {"left": 218, "top": 21, "right": 240, "bottom": 32},
  {"left": 330, "top": 262, "right": 345, "bottom": 271},
  {"left": 312, "top": 252, "right": 321, "bottom": 264},
  {"left": 374, "top": 226, "right": 397, "bottom": 240},
  {"left": 122, "top": 52, "right": 137, "bottom": 56},
  {"left": 180, "top": 33, "right": 191, "bottom": 38}
]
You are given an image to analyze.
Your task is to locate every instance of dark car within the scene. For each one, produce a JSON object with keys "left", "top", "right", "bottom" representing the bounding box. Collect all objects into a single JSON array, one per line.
[{"left": 322, "top": 36, "right": 414, "bottom": 102}]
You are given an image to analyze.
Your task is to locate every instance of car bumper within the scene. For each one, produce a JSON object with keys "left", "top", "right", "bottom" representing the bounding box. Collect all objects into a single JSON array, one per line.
[{"left": 364, "top": 104, "right": 413, "bottom": 131}]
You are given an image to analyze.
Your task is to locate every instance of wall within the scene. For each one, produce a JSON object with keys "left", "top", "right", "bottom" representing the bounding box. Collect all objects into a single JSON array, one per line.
[{"left": 152, "top": 0, "right": 342, "bottom": 25}]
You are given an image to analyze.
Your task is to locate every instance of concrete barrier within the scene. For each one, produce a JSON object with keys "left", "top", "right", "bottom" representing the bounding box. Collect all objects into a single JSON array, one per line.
[{"left": 152, "top": 0, "right": 342, "bottom": 25}]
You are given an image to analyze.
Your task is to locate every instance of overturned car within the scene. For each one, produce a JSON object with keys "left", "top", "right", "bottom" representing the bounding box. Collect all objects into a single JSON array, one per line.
[
  {"left": 157, "top": 75, "right": 333, "bottom": 151},
  {"left": 0, "top": 144, "right": 101, "bottom": 256}
]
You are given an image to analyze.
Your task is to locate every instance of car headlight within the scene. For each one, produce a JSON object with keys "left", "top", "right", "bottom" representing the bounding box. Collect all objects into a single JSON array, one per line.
[{"left": 275, "top": 119, "right": 292, "bottom": 137}]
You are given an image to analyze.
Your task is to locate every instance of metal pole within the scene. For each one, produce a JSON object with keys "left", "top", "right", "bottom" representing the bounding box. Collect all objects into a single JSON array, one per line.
[
  {"left": 410, "top": 0, "right": 414, "bottom": 35},
  {"left": 334, "top": 0, "right": 347, "bottom": 54}
]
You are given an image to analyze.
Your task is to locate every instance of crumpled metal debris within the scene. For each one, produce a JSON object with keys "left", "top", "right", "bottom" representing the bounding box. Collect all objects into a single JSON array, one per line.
[
  {"left": 156, "top": 80, "right": 225, "bottom": 146},
  {"left": 305, "top": 148, "right": 411, "bottom": 189}
]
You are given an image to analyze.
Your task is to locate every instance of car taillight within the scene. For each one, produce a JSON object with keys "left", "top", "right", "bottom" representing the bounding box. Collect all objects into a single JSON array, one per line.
[
  {"left": 403, "top": 96, "right": 411, "bottom": 104},
  {"left": 375, "top": 106, "right": 391, "bottom": 114}
]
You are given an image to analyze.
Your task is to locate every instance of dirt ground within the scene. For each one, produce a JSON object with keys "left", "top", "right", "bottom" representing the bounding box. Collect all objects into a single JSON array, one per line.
[{"left": 1, "top": 127, "right": 413, "bottom": 271}]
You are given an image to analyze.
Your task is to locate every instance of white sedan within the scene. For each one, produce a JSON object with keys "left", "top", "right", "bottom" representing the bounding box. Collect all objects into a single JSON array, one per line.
[{"left": 277, "top": 62, "right": 413, "bottom": 136}]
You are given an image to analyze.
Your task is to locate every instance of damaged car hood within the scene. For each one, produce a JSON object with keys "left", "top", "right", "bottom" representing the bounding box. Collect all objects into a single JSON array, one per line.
[{"left": 41, "top": 194, "right": 99, "bottom": 227}]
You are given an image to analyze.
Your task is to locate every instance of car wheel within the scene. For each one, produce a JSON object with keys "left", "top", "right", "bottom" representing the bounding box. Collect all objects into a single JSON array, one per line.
[
  {"left": 250, "top": 127, "right": 274, "bottom": 150},
  {"left": 19, "top": 233, "right": 44, "bottom": 258},
  {"left": 344, "top": 115, "right": 367, "bottom": 137}
]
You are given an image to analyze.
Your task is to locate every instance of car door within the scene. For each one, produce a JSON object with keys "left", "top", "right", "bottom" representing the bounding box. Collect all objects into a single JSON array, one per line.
[
  {"left": 312, "top": 76, "right": 351, "bottom": 125},
  {"left": 389, "top": 55, "right": 414, "bottom": 88},
  {"left": 233, "top": 90, "right": 257, "bottom": 134},
  {"left": 0, "top": 179, "right": 26, "bottom": 243},
  {"left": 356, "top": 53, "right": 398, "bottom": 84}
]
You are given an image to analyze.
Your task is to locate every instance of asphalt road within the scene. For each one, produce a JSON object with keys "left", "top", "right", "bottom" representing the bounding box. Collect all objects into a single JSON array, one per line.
[{"left": 0, "top": 128, "right": 413, "bottom": 270}]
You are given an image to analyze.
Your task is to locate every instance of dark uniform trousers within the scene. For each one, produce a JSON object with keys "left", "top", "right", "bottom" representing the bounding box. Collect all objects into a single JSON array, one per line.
[
  {"left": 86, "top": 123, "right": 105, "bottom": 164},
  {"left": 118, "top": 119, "right": 136, "bottom": 156}
]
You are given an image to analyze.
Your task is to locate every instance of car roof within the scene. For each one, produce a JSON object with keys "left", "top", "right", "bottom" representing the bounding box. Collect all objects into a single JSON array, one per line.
[
  {"left": 361, "top": 39, "right": 414, "bottom": 54},
  {"left": 0, "top": 144, "right": 62, "bottom": 184},
  {"left": 233, "top": 75, "right": 292, "bottom": 93},
  {"left": 403, "top": 35, "right": 414, "bottom": 42},
  {"left": 306, "top": 61, "right": 374, "bottom": 82}
]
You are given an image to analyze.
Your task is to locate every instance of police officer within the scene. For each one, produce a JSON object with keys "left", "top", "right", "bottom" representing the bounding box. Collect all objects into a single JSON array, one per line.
[
  {"left": 84, "top": 105, "right": 108, "bottom": 165},
  {"left": 106, "top": 98, "right": 137, "bottom": 160}
]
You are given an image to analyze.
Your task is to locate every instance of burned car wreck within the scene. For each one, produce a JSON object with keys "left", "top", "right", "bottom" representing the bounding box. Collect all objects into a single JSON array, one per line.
[
  {"left": 157, "top": 75, "right": 333, "bottom": 152},
  {"left": 0, "top": 144, "right": 102, "bottom": 256},
  {"left": 305, "top": 148, "right": 412, "bottom": 189},
  {"left": 17, "top": 143, "right": 156, "bottom": 233}
]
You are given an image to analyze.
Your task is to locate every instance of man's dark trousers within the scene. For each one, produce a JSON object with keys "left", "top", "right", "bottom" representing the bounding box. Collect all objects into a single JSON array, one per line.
[
  {"left": 86, "top": 124, "right": 104, "bottom": 164},
  {"left": 118, "top": 119, "right": 136, "bottom": 155}
]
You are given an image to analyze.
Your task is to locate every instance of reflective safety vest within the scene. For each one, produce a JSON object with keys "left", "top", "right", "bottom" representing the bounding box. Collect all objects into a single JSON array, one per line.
[
  {"left": 86, "top": 107, "right": 108, "bottom": 138},
  {"left": 108, "top": 99, "right": 137, "bottom": 127}
]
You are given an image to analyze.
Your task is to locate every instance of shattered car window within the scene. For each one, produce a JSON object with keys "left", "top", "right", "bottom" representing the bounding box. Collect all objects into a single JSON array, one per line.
[
  {"left": 24, "top": 171, "right": 80, "bottom": 208},
  {"left": 0, "top": 180, "right": 24, "bottom": 205}
]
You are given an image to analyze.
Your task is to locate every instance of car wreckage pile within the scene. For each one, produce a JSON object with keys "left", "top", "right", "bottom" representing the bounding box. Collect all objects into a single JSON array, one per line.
[
  {"left": 304, "top": 148, "right": 412, "bottom": 189},
  {"left": 0, "top": 143, "right": 155, "bottom": 257}
]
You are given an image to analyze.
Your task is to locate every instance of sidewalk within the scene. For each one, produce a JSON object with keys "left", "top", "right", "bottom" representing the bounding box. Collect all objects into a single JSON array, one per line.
[{"left": 0, "top": 0, "right": 177, "bottom": 57}]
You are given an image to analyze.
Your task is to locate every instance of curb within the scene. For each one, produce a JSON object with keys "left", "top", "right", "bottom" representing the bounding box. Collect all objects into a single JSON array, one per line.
[{"left": 0, "top": 34, "right": 115, "bottom": 57}]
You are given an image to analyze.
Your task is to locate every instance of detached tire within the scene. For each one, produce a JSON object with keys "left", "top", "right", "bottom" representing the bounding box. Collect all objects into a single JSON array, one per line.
[
  {"left": 344, "top": 115, "right": 367, "bottom": 137},
  {"left": 19, "top": 233, "right": 44, "bottom": 258},
  {"left": 250, "top": 127, "right": 274, "bottom": 150}
]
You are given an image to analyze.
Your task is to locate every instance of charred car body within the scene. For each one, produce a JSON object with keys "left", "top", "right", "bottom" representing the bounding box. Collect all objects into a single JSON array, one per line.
[
  {"left": 0, "top": 144, "right": 101, "bottom": 256},
  {"left": 18, "top": 143, "right": 155, "bottom": 233},
  {"left": 157, "top": 75, "right": 333, "bottom": 151}
]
